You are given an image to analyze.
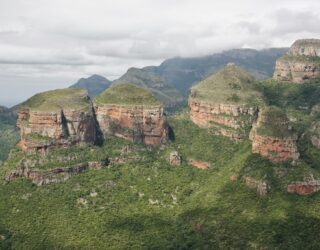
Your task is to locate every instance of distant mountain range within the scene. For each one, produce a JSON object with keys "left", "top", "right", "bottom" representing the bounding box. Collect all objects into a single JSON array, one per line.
[
  {"left": 69, "top": 48, "right": 288, "bottom": 107},
  {"left": 69, "top": 74, "right": 111, "bottom": 97}
]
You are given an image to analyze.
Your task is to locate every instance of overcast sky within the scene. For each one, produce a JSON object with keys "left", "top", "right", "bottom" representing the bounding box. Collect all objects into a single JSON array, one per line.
[{"left": 0, "top": 0, "right": 320, "bottom": 106}]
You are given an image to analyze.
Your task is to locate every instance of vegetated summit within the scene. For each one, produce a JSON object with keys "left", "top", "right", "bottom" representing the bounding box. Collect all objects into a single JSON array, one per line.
[{"left": 95, "top": 83, "right": 162, "bottom": 106}]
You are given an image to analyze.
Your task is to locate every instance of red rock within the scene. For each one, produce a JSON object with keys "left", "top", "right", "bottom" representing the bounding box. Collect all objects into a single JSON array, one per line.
[
  {"left": 188, "top": 159, "right": 209, "bottom": 169},
  {"left": 287, "top": 181, "right": 320, "bottom": 195},
  {"left": 230, "top": 175, "right": 237, "bottom": 181},
  {"left": 95, "top": 104, "right": 168, "bottom": 145}
]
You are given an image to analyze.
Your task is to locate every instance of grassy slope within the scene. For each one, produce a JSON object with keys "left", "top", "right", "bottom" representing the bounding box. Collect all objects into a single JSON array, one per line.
[
  {"left": 1, "top": 110, "right": 320, "bottom": 249},
  {"left": 20, "top": 88, "right": 91, "bottom": 112},
  {"left": 95, "top": 83, "right": 161, "bottom": 106},
  {"left": 191, "top": 64, "right": 263, "bottom": 106},
  {"left": 0, "top": 111, "right": 19, "bottom": 163}
]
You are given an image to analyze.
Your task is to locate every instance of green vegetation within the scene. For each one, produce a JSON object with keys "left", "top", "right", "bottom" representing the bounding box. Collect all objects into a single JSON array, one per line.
[
  {"left": 0, "top": 110, "right": 19, "bottom": 163},
  {"left": 1, "top": 110, "right": 320, "bottom": 249},
  {"left": 191, "top": 64, "right": 264, "bottom": 106},
  {"left": 256, "top": 106, "right": 295, "bottom": 138},
  {"left": 20, "top": 88, "right": 91, "bottom": 112},
  {"left": 95, "top": 83, "right": 162, "bottom": 106},
  {"left": 113, "top": 68, "right": 184, "bottom": 108}
]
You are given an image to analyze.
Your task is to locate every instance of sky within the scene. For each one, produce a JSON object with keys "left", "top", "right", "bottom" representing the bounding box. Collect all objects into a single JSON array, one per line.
[{"left": 0, "top": 0, "right": 320, "bottom": 107}]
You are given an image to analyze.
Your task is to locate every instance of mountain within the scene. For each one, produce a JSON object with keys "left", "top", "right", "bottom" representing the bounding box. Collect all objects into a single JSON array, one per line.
[
  {"left": 112, "top": 67, "right": 184, "bottom": 107},
  {"left": 144, "top": 48, "right": 288, "bottom": 94},
  {"left": 70, "top": 74, "right": 111, "bottom": 97}
]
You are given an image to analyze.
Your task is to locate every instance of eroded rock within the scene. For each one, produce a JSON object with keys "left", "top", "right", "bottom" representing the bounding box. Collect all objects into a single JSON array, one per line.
[{"left": 273, "top": 39, "right": 320, "bottom": 83}]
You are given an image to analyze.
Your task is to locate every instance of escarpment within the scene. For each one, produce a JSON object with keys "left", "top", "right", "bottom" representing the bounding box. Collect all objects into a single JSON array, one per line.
[
  {"left": 250, "top": 107, "right": 299, "bottom": 163},
  {"left": 94, "top": 84, "right": 168, "bottom": 145},
  {"left": 189, "top": 64, "right": 262, "bottom": 141},
  {"left": 273, "top": 39, "right": 320, "bottom": 83},
  {"left": 17, "top": 89, "right": 101, "bottom": 153}
]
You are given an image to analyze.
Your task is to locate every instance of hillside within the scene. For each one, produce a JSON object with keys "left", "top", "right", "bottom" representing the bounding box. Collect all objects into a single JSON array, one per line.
[
  {"left": 112, "top": 68, "right": 184, "bottom": 107},
  {"left": 145, "top": 48, "right": 288, "bottom": 94},
  {"left": 70, "top": 74, "right": 111, "bottom": 98},
  {"left": 0, "top": 108, "right": 19, "bottom": 163},
  {"left": 20, "top": 88, "right": 91, "bottom": 112},
  {"left": 95, "top": 83, "right": 161, "bottom": 106}
]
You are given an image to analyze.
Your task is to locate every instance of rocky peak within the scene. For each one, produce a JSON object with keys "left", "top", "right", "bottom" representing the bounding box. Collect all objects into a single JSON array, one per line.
[
  {"left": 189, "top": 64, "right": 262, "bottom": 140},
  {"left": 273, "top": 38, "right": 320, "bottom": 83},
  {"left": 94, "top": 83, "right": 168, "bottom": 145},
  {"left": 70, "top": 74, "right": 111, "bottom": 97}
]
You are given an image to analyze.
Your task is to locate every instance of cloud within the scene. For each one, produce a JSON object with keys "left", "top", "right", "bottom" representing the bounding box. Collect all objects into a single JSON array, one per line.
[{"left": 0, "top": 0, "right": 319, "bottom": 106}]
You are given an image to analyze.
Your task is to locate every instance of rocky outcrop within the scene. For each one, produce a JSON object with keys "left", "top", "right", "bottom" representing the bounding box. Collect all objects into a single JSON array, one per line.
[
  {"left": 250, "top": 107, "right": 299, "bottom": 163},
  {"left": 273, "top": 39, "right": 320, "bottom": 83},
  {"left": 95, "top": 104, "right": 168, "bottom": 145},
  {"left": 94, "top": 84, "right": 168, "bottom": 146},
  {"left": 188, "top": 159, "right": 209, "bottom": 169},
  {"left": 243, "top": 177, "right": 268, "bottom": 196},
  {"left": 5, "top": 160, "right": 107, "bottom": 186},
  {"left": 169, "top": 151, "right": 181, "bottom": 166},
  {"left": 287, "top": 180, "right": 320, "bottom": 195},
  {"left": 189, "top": 99, "right": 258, "bottom": 141},
  {"left": 17, "top": 89, "right": 100, "bottom": 153},
  {"left": 189, "top": 64, "right": 262, "bottom": 141}
]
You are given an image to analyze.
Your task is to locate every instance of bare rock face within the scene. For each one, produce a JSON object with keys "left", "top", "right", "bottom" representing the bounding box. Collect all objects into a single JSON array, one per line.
[
  {"left": 273, "top": 39, "right": 320, "bottom": 83},
  {"left": 169, "top": 151, "right": 181, "bottom": 166},
  {"left": 17, "top": 89, "right": 100, "bottom": 153},
  {"left": 287, "top": 180, "right": 320, "bottom": 195},
  {"left": 250, "top": 107, "right": 299, "bottom": 163},
  {"left": 94, "top": 84, "right": 168, "bottom": 145},
  {"left": 189, "top": 100, "right": 258, "bottom": 141},
  {"left": 5, "top": 160, "right": 107, "bottom": 186},
  {"left": 189, "top": 64, "right": 262, "bottom": 141}
]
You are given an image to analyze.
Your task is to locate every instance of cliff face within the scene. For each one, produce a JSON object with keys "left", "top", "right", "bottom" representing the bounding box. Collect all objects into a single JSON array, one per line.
[
  {"left": 95, "top": 104, "right": 168, "bottom": 145},
  {"left": 189, "top": 99, "right": 258, "bottom": 140},
  {"left": 273, "top": 39, "right": 320, "bottom": 83},
  {"left": 94, "top": 84, "right": 168, "bottom": 145},
  {"left": 17, "top": 89, "right": 100, "bottom": 153},
  {"left": 250, "top": 107, "right": 299, "bottom": 163},
  {"left": 188, "top": 64, "right": 262, "bottom": 141}
]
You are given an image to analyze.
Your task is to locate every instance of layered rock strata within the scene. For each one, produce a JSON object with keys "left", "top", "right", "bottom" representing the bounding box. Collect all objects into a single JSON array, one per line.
[
  {"left": 17, "top": 89, "right": 100, "bottom": 153},
  {"left": 95, "top": 84, "right": 168, "bottom": 145},
  {"left": 189, "top": 64, "right": 262, "bottom": 140},
  {"left": 273, "top": 39, "right": 320, "bottom": 83},
  {"left": 6, "top": 160, "right": 107, "bottom": 186},
  {"left": 250, "top": 107, "right": 299, "bottom": 163},
  {"left": 287, "top": 180, "right": 320, "bottom": 195}
]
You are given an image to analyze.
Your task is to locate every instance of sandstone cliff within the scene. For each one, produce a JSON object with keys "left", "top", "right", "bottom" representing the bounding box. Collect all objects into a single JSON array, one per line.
[
  {"left": 189, "top": 64, "right": 262, "bottom": 140},
  {"left": 17, "top": 89, "right": 100, "bottom": 153},
  {"left": 250, "top": 106, "right": 299, "bottom": 163},
  {"left": 273, "top": 39, "right": 320, "bottom": 83},
  {"left": 95, "top": 84, "right": 168, "bottom": 145}
]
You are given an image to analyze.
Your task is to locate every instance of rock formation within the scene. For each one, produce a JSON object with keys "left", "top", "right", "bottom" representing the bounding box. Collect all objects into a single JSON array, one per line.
[
  {"left": 243, "top": 176, "right": 268, "bottom": 196},
  {"left": 188, "top": 159, "right": 209, "bottom": 169},
  {"left": 17, "top": 89, "right": 100, "bottom": 153},
  {"left": 94, "top": 84, "right": 168, "bottom": 145},
  {"left": 287, "top": 180, "right": 320, "bottom": 195},
  {"left": 250, "top": 106, "right": 299, "bottom": 163},
  {"left": 169, "top": 151, "right": 181, "bottom": 166},
  {"left": 273, "top": 39, "right": 320, "bottom": 83},
  {"left": 189, "top": 64, "right": 262, "bottom": 141},
  {"left": 5, "top": 160, "right": 107, "bottom": 186}
]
